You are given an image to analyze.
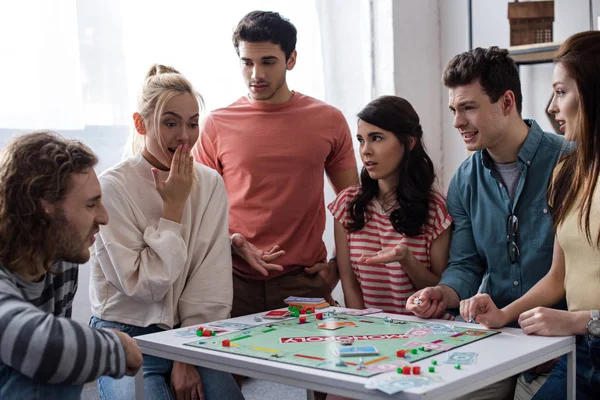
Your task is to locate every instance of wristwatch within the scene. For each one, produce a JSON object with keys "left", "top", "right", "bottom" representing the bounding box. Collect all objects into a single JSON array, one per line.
[{"left": 586, "top": 310, "right": 600, "bottom": 339}]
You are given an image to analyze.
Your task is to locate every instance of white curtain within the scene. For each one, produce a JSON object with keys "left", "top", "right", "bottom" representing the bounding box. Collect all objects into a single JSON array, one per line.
[{"left": 0, "top": 0, "right": 84, "bottom": 130}]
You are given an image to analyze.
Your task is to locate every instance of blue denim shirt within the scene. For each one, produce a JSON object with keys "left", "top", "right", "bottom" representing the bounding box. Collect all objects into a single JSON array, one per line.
[{"left": 440, "top": 120, "right": 570, "bottom": 314}]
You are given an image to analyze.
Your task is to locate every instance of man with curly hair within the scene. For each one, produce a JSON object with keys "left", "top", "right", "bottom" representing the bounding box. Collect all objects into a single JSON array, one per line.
[{"left": 0, "top": 132, "right": 142, "bottom": 399}]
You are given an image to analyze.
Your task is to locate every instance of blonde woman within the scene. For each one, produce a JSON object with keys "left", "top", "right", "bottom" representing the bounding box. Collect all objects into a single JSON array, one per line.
[{"left": 89, "top": 65, "right": 243, "bottom": 400}]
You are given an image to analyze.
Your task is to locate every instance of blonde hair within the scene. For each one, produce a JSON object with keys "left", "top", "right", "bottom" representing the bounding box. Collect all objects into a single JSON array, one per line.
[{"left": 126, "top": 64, "right": 205, "bottom": 156}]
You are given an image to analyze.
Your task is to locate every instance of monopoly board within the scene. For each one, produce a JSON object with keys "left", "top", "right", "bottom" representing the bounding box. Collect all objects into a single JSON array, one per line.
[{"left": 185, "top": 313, "right": 499, "bottom": 377}]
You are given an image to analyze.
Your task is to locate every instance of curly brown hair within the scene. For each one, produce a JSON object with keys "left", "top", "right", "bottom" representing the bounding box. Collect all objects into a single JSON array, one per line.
[{"left": 0, "top": 131, "right": 98, "bottom": 274}]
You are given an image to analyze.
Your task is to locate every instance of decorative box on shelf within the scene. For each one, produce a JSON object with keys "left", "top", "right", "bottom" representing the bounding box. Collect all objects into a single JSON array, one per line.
[{"left": 508, "top": 1, "right": 554, "bottom": 46}]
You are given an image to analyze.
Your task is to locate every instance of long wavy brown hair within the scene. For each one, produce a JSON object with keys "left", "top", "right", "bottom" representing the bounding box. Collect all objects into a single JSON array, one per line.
[
  {"left": 0, "top": 131, "right": 98, "bottom": 274},
  {"left": 549, "top": 31, "right": 600, "bottom": 247},
  {"left": 347, "top": 96, "right": 435, "bottom": 237}
]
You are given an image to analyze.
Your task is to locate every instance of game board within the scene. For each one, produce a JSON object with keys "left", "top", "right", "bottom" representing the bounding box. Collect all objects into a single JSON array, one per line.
[{"left": 185, "top": 313, "right": 499, "bottom": 377}]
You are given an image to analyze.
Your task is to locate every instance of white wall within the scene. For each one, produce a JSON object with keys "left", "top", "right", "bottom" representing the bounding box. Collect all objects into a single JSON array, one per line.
[
  {"left": 440, "top": 0, "right": 470, "bottom": 189},
  {"left": 391, "top": 0, "right": 444, "bottom": 187}
]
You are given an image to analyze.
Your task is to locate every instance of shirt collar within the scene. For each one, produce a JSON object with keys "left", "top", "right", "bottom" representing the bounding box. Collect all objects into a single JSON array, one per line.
[{"left": 481, "top": 119, "right": 543, "bottom": 169}]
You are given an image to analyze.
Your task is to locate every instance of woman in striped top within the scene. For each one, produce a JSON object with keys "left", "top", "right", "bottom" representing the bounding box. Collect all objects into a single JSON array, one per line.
[{"left": 328, "top": 96, "right": 452, "bottom": 315}]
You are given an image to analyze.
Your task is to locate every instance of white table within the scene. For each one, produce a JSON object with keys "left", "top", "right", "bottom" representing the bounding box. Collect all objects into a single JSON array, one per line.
[{"left": 134, "top": 308, "right": 576, "bottom": 399}]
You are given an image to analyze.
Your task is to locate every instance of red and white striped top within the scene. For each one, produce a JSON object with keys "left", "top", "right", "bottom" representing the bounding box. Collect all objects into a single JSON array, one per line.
[{"left": 328, "top": 185, "right": 452, "bottom": 315}]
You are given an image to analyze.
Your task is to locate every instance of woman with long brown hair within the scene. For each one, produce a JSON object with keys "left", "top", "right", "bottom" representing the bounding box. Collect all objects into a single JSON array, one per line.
[{"left": 328, "top": 96, "right": 452, "bottom": 315}]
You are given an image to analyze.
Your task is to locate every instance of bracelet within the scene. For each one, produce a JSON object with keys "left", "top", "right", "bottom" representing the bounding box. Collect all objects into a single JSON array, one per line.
[{"left": 328, "top": 256, "right": 337, "bottom": 263}]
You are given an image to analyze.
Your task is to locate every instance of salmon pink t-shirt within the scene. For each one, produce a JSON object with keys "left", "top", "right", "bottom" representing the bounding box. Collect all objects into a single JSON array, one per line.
[
  {"left": 328, "top": 185, "right": 453, "bottom": 314},
  {"left": 193, "top": 92, "right": 356, "bottom": 279}
]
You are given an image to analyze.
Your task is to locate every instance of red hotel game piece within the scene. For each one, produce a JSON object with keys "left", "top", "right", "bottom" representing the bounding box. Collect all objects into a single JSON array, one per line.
[{"left": 222, "top": 339, "right": 230, "bottom": 347}]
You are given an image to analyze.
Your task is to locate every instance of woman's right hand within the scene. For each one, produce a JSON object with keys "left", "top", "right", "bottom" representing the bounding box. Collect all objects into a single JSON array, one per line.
[{"left": 152, "top": 144, "right": 194, "bottom": 222}]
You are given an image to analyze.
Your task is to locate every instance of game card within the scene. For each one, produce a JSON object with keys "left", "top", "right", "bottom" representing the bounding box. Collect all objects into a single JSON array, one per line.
[
  {"left": 343, "top": 308, "right": 383, "bottom": 316},
  {"left": 173, "top": 329, "right": 200, "bottom": 338},
  {"left": 427, "top": 323, "right": 457, "bottom": 335},
  {"left": 403, "top": 340, "right": 454, "bottom": 351},
  {"left": 406, "top": 328, "right": 433, "bottom": 337},
  {"left": 263, "top": 310, "right": 291, "bottom": 319},
  {"left": 445, "top": 352, "right": 478, "bottom": 365},
  {"left": 209, "top": 321, "right": 253, "bottom": 330},
  {"left": 375, "top": 376, "right": 443, "bottom": 395},
  {"left": 317, "top": 321, "right": 357, "bottom": 330},
  {"left": 366, "top": 361, "right": 409, "bottom": 372},
  {"left": 335, "top": 345, "right": 379, "bottom": 357},
  {"left": 403, "top": 340, "right": 429, "bottom": 349}
]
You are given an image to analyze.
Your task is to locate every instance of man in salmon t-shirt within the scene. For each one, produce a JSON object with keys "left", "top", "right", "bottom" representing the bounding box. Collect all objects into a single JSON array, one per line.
[{"left": 192, "top": 10, "right": 358, "bottom": 318}]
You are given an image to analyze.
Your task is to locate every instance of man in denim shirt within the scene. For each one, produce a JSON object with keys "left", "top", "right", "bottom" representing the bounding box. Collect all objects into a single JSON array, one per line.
[{"left": 407, "top": 47, "right": 569, "bottom": 400}]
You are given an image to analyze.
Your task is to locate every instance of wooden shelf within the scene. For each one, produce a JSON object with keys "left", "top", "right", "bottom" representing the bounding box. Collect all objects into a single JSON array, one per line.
[{"left": 508, "top": 42, "right": 562, "bottom": 65}]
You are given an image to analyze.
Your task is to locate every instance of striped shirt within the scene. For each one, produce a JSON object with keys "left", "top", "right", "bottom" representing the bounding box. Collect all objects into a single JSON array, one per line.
[
  {"left": 328, "top": 185, "right": 452, "bottom": 314},
  {"left": 0, "top": 262, "right": 125, "bottom": 385}
]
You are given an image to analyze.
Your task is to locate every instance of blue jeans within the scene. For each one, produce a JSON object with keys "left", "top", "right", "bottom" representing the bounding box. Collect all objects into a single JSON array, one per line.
[
  {"left": 533, "top": 335, "right": 600, "bottom": 400},
  {"left": 0, "top": 363, "right": 82, "bottom": 400},
  {"left": 90, "top": 317, "right": 244, "bottom": 400}
]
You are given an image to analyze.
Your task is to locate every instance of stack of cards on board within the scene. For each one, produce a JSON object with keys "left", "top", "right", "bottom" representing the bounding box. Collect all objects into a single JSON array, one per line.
[{"left": 284, "top": 296, "right": 330, "bottom": 309}]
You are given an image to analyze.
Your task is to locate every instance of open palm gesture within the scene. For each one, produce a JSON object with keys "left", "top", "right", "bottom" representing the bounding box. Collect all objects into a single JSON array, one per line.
[
  {"left": 359, "top": 244, "right": 409, "bottom": 264},
  {"left": 231, "top": 233, "right": 285, "bottom": 276}
]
